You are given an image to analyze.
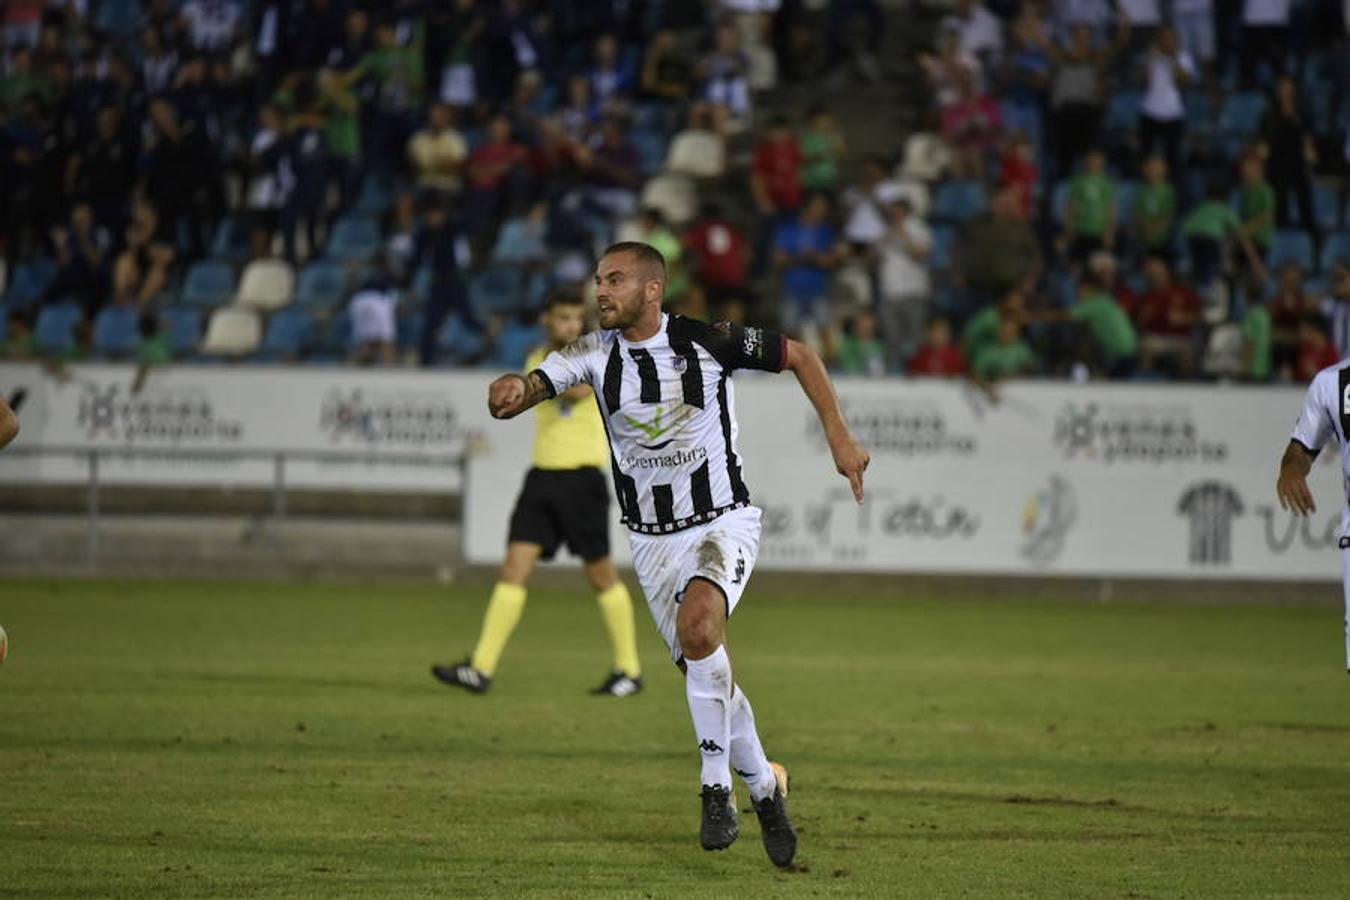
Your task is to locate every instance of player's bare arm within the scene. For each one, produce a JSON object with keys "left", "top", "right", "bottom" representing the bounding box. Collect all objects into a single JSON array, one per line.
[
  {"left": 1276, "top": 440, "right": 1317, "bottom": 515},
  {"left": 488, "top": 370, "right": 554, "bottom": 419},
  {"left": 0, "top": 397, "right": 18, "bottom": 449},
  {"left": 782, "top": 338, "right": 870, "bottom": 503}
]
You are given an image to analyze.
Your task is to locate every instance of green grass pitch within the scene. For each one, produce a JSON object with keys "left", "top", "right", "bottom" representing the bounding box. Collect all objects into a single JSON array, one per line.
[{"left": 2, "top": 576, "right": 1349, "bottom": 898}]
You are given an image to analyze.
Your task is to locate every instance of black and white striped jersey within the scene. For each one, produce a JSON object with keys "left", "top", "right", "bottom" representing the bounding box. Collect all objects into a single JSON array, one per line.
[{"left": 534, "top": 313, "right": 787, "bottom": 535}]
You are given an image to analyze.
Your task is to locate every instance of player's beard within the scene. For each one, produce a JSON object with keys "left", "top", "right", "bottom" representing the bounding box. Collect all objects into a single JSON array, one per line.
[{"left": 597, "top": 294, "right": 642, "bottom": 331}]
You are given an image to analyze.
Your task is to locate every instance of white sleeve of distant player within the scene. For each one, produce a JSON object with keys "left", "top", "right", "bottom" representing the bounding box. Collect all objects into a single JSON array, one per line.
[
  {"left": 533, "top": 333, "right": 600, "bottom": 397},
  {"left": 1290, "top": 372, "right": 1334, "bottom": 453}
]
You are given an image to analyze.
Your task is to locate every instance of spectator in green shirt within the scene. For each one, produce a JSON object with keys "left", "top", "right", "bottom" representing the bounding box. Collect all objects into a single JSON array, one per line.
[
  {"left": 1241, "top": 292, "right": 1272, "bottom": 382},
  {"left": 136, "top": 312, "right": 173, "bottom": 365},
  {"left": 835, "top": 309, "right": 887, "bottom": 376},
  {"left": 800, "top": 105, "right": 845, "bottom": 192},
  {"left": 972, "top": 316, "right": 1038, "bottom": 380},
  {"left": 1071, "top": 273, "right": 1138, "bottom": 377},
  {"left": 1133, "top": 155, "right": 1176, "bottom": 258},
  {"left": 1181, "top": 181, "right": 1264, "bottom": 286},
  {"left": 355, "top": 20, "right": 424, "bottom": 171},
  {"left": 962, "top": 288, "right": 1027, "bottom": 360},
  {"left": 1062, "top": 147, "right": 1116, "bottom": 264},
  {"left": 1237, "top": 154, "right": 1276, "bottom": 256}
]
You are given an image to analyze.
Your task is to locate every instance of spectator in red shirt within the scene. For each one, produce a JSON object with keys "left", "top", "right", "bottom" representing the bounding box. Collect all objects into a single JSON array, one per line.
[
  {"left": 751, "top": 116, "right": 803, "bottom": 216},
  {"left": 940, "top": 68, "right": 1003, "bottom": 178},
  {"left": 998, "top": 132, "right": 1038, "bottom": 220},
  {"left": 1134, "top": 255, "right": 1201, "bottom": 377},
  {"left": 465, "top": 114, "right": 527, "bottom": 240},
  {"left": 751, "top": 115, "right": 803, "bottom": 277},
  {"left": 682, "top": 202, "right": 751, "bottom": 311},
  {"left": 1269, "top": 260, "right": 1316, "bottom": 373},
  {"left": 1295, "top": 314, "right": 1342, "bottom": 382},
  {"left": 909, "top": 317, "right": 968, "bottom": 376}
]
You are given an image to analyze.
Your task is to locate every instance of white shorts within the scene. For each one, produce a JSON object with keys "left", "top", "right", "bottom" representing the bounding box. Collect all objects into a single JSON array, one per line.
[{"left": 628, "top": 505, "right": 762, "bottom": 664}]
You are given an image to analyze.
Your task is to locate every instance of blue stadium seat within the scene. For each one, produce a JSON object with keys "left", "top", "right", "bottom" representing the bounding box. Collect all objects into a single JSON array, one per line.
[
  {"left": 256, "top": 307, "right": 317, "bottom": 361},
  {"left": 308, "top": 310, "right": 352, "bottom": 362},
  {"left": 1218, "top": 92, "right": 1267, "bottom": 138},
  {"left": 1321, "top": 231, "right": 1350, "bottom": 272},
  {"left": 470, "top": 265, "right": 525, "bottom": 315},
  {"left": 436, "top": 315, "right": 486, "bottom": 364},
  {"left": 1050, "top": 180, "right": 1071, "bottom": 225},
  {"left": 1105, "top": 91, "right": 1142, "bottom": 134},
  {"left": 397, "top": 309, "right": 424, "bottom": 355},
  {"left": 294, "top": 260, "right": 348, "bottom": 312},
  {"left": 490, "top": 322, "right": 545, "bottom": 369},
  {"left": 354, "top": 175, "right": 395, "bottom": 217},
  {"left": 930, "top": 224, "right": 957, "bottom": 271},
  {"left": 931, "top": 181, "right": 987, "bottom": 223},
  {"left": 631, "top": 127, "right": 668, "bottom": 176},
  {"left": 160, "top": 306, "right": 203, "bottom": 358},
  {"left": 1268, "top": 229, "right": 1314, "bottom": 271},
  {"left": 34, "top": 301, "right": 83, "bottom": 355},
  {"left": 92, "top": 305, "right": 140, "bottom": 358},
  {"left": 180, "top": 260, "right": 237, "bottom": 309},
  {"left": 210, "top": 214, "right": 252, "bottom": 264},
  {"left": 1313, "top": 184, "right": 1343, "bottom": 231},
  {"left": 93, "top": 0, "right": 143, "bottom": 37},
  {"left": 4, "top": 258, "right": 57, "bottom": 310},
  {"left": 325, "top": 216, "right": 381, "bottom": 264}
]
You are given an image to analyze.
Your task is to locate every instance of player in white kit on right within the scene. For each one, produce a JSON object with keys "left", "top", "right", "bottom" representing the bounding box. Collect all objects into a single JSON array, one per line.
[
  {"left": 486, "top": 242, "right": 870, "bottom": 867},
  {"left": 1277, "top": 359, "right": 1350, "bottom": 669}
]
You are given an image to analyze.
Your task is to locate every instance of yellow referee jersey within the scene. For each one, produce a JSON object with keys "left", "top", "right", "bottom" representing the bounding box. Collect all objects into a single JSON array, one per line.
[{"left": 526, "top": 346, "right": 609, "bottom": 470}]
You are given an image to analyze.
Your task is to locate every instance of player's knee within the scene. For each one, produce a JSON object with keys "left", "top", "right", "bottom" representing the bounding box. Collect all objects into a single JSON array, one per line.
[{"left": 676, "top": 589, "right": 724, "bottom": 659}]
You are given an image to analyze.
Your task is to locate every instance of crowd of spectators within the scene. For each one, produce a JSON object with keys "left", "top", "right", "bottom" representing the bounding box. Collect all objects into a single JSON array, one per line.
[{"left": 1, "top": 0, "right": 1348, "bottom": 386}]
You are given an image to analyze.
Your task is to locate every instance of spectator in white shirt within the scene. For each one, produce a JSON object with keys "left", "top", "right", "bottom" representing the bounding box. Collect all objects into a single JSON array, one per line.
[
  {"left": 1139, "top": 26, "right": 1194, "bottom": 176},
  {"left": 1241, "top": 0, "right": 1292, "bottom": 86},
  {"left": 875, "top": 198, "right": 933, "bottom": 368},
  {"left": 1172, "top": 0, "right": 1216, "bottom": 67},
  {"left": 941, "top": 0, "right": 1004, "bottom": 66},
  {"left": 179, "top": 0, "right": 242, "bottom": 53}
]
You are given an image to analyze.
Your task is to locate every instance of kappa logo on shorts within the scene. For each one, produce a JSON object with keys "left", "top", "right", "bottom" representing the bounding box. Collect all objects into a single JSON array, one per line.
[
  {"left": 731, "top": 550, "right": 745, "bottom": 585},
  {"left": 699, "top": 739, "right": 725, "bottom": 754}
]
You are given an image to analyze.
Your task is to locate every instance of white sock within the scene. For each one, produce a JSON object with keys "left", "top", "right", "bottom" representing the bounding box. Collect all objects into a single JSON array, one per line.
[
  {"left": 729, "top": 684, "right": 778, "bottom": 802},
  {"left": 685, "top": 646, "right": 733, "bottom": 790}
]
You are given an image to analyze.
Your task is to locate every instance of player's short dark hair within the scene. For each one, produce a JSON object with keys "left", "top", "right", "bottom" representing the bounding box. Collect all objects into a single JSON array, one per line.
[
  {"left": 544, "top": 288, "right": 585, "bottom": 310},
  {"left": 601, "top": 241, "right": 667, "bottom": 281}
]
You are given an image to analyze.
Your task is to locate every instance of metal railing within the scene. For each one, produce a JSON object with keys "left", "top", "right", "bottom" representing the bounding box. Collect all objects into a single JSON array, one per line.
[{"left": 1, "top": 444, "right": 469, "bottom": 568}]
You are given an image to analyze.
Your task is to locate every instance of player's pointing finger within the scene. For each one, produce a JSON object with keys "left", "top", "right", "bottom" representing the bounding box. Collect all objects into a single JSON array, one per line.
[{"left": 849, "top": 468, "right": 864, "bottom": 504}]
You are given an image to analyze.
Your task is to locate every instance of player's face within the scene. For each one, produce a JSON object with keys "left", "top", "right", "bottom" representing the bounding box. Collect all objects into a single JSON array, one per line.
[
  {"left": 594, "top": 253, "right": 654, "bottom": 331},
  {"left": 544, "top": 304, "right": 585, "bottom": 346}
]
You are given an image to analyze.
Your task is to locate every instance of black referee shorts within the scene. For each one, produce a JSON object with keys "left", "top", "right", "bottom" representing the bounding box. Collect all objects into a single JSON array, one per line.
[{"left": 507, "top": 467, "right": 611, "bottom": 562}]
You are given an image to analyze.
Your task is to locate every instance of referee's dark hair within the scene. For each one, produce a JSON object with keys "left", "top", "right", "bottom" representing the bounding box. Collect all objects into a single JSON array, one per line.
[
  {"left": 544, "top": 287, "right": 585, "bottom": 310},
  {"left": 601, "top": 241, "right": 667, "bottom": 281}
]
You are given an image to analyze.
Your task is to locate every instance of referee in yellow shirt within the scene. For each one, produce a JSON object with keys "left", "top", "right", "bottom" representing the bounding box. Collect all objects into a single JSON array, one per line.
[{"left": 433, "top": 291, "right": 643, "bottom": 696}]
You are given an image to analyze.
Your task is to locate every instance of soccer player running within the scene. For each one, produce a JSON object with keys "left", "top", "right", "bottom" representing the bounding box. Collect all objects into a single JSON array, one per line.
[
  {"left": 1277, "top": 359, "right": 1350, "bottom": 669},
  {"left": 434, "top": 291, "right": 644, "bottom": 697},
  {"left": 486, "top": 243, "right": 870, "bottom": 867}
]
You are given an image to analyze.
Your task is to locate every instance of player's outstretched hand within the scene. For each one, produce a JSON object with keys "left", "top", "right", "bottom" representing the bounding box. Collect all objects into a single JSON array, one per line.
[
  {"left": 1276, "top": 470, "right": 1316, "bottom": 516},
  {"left": 831, "top": 435, "right": 870, "bottom": 504},
  {"left": 488, "top": 374, "right": 527, "bottom": 419}
]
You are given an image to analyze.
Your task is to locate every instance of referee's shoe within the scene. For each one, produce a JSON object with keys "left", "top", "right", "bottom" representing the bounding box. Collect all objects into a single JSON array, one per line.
[
  {"left": 591, "top": 670, "right": 643, "bottom": 697},
  {"left": 431, "top": 660, "right": 491, "bottom": 694}
]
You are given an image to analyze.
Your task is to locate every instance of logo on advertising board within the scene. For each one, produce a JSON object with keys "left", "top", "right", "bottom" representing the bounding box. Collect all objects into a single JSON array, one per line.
[
  {"left": 319, "top": 388, "right": 464, "bottom": 445},
  {"left": 1020, "top": 476, "right": 1077, "bottom": 565},
  {"left": 1053, "top": 402, "right": 1227, "bottom": 464},
  {"left": 761, "top": 487, "right": 980, "bottom": 564},
  {"left": 77, "top": 382, "right": 242, "bottom": 443},
  {"left": 1254, "top": 505, "right": 1339, "bottom": 554},
  {"left": 810, "top": 400, "right": 976, "bottom": 457},
  {"left": 1177, "top": 481, "right": 1244, "bottom": 565}
]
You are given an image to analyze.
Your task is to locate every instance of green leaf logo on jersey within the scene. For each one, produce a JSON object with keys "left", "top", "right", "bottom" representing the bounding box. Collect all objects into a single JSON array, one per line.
[{"left": 623, "top": 406, "right": 671, "bottom": 441}]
